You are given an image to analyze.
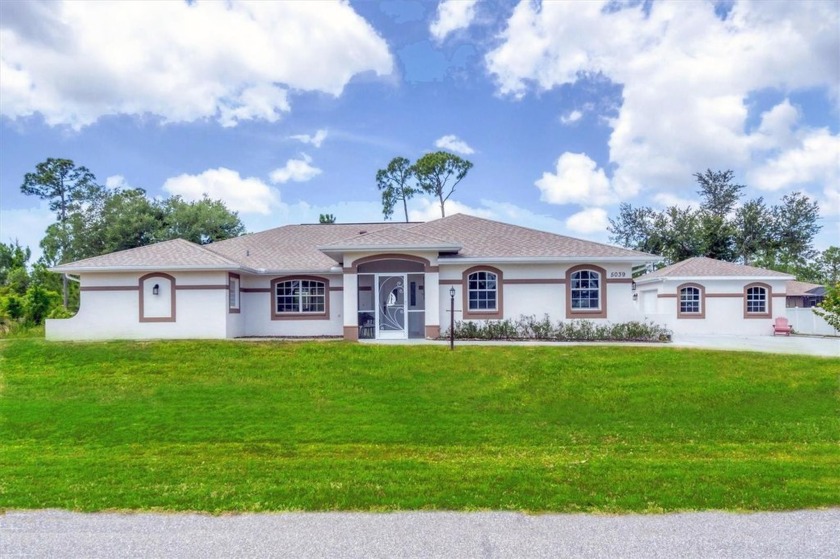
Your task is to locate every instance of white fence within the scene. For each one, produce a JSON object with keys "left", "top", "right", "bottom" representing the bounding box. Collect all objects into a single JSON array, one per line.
[{"left": 785, "top": 307, "right": 838, "bottom": 336}]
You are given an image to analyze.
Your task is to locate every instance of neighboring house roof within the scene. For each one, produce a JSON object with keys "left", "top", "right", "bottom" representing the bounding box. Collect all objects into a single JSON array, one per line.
[
  {"left": 785, "top": 280, "right": 823, "bottom": 297},
  {"left": 52, "top": 213, "right": 660, "bottom": 274},
  {"left": 636, "top": 256, "right": 795, "bottom": 283},
  {"left": 50, "top": 238, "right": 243, "bottom": 272}
]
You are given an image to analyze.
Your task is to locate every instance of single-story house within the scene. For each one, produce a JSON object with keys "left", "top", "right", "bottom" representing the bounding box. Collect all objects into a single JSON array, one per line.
[
  {"left": 46, "top": 214, "right": 661, "bottom": 341},
  {"left": 785, "top": 280, "right": 826, "bottom": 308},
  {"left": 634, "top": 257, "right": 795, "bottom": 336}
]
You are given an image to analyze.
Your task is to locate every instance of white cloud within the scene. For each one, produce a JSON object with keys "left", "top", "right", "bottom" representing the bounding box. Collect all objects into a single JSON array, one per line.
[
  {"left": 652, "top": 192, "right": 699, "bottom": 210},
  {"left": 269, "top": 154, "right": 323, "bottom": 184},
  {"left": 408, "top": 198, "right": 494, "bottom": 222},
  {"left": 565, "top": 207, "right": 609, "bottom": 235},
  {"left": 749, "top": 128, "right": 840, "bottom": 192},
  {"left": 434, "top": 134, "right": 475, "bottom": 155},
  {"left": 105, "top": 175, "right": 129, "bottom": 190},
  {"left": 290, "top": 129, "right": 328, "bottom": 148},
  {"left": 163, "top": 168, "right": 279, "bottom": 215},
  {"left": 560, "top": 110, "right": 583, "bottom": 125},
  {"left": 535, "top": 152, "right": 614, "bottom": 206},
  {"left": 486, "top": 0, "right": 839, "bottom": 201},
  {"left": 430, "top": 0, "right": 478, "bottom": 42},
  {"left": 0, "top": 1, "right": 392, "bottom": 128}
]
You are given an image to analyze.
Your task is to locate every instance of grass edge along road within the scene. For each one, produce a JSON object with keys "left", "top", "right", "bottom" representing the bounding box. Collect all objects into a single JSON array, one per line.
[{"left": 1, "top": 339, "right": 838, "bottom": 513}]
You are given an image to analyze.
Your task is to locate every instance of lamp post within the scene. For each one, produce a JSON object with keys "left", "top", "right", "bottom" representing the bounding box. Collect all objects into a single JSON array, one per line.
[{"left": 449, "top": 286, "right": 456, "bottom": 350}]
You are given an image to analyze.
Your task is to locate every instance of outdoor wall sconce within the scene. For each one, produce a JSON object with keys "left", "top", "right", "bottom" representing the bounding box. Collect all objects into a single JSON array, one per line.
[
  {"left": 152, "top": 284, "right": 160, "bottom": 296},
  {"left": 631, "top": 280, "right": 637, "bottom": 291},
  {"left": 633, "top": 293, "right": 638, "bottom": 301}
]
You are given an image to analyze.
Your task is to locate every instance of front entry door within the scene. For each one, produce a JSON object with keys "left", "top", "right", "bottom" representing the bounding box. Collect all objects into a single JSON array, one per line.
[{"left": 376, "top": 274, "right": 407, "bottom": 339}]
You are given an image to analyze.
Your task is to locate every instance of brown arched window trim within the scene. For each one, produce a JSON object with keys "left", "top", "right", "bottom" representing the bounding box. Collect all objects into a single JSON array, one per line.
[
  {"left": 139, "top": 272, "right": 176, "bottom": 323},
  {"left": 744, "top": 282, "right": 771, "bottom": 319},
  {"left": 677, "top": 282, "right": 705, "bottom": 319},
  {"left": 565, "top": 264, "right": 607, "bottom": 319},
  {"left": 462, "top": 266, "right": 504, "bottom": 320},
  {"left": 270, "top": 275, "right": 330, "bottom": 320}
]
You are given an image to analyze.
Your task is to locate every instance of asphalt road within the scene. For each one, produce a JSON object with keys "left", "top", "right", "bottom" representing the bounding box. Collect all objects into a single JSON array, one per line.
[{"left": 2, "top": 509, "right": 837, "bottom": 558}]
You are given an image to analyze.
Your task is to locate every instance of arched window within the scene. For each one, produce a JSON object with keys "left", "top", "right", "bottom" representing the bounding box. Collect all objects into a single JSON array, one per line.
[
  {"left": 271, "top": 276, "right": 329, "bottom": 320},
  {"left": 744, "top": 283, "right": 771, "bottom": 318},
  {"left": 570, "top": 270, "right": 600, "bottom": 310},
  {"left": 677, "top": 283, "right": 704, "bottom": 318},
  {"left": 566, "top": 265, "right": 607, "bottom": 319},
  {"left": 462, "top": 266, "right": 503, "bottom": 319},
  {"left": 468, "top": 270, "right": 498, "bottom": 311}
]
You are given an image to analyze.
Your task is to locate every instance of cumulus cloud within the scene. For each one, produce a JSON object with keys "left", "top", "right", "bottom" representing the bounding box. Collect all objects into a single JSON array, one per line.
[
  {"left": 408, "top": 197, "right": 494, "bottom": 222},
  {"left": 565, "top": 207, "right": 609, "bottom": 235},
  {"left": 269, "top": 154, "right": 323, "bottom": 184},
  {"left": 163, "top": 168, "right": 279, "bottom": 215},
  {"left": 486, "top": 0, "right": 839, "bottom": 201},
  {"left": 748, "top": 128, "right": 840, "bottom": 192},
  {"left": 430, "top": 0, "right": 478, "bottom": 42},
  {"left": 0, "top": 1, "right": 392, "bottom": 128},
  {"left": 434, "top": 134, "right": 475, "bottom": 155},
  {"left": 535, "top": 153, "right": 614, "bottom": 206},
  {"left": 560, "top": 110, "right": 583, "bottom": 125},
  {"left": 290, "top": 129, "right": 328, "bottom": 148}
]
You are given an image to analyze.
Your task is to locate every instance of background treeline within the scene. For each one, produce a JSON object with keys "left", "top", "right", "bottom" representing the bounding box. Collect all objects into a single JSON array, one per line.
[
  {"left": 1, "top": 158, "right": 244, "bottom": 333},
  {"left": 609, "top": 170, "right": 838, "bottom": 284}
]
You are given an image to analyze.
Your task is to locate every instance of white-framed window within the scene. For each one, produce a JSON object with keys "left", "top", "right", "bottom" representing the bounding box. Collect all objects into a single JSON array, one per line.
[
  {"left": 680, "top": 286, "right": 701, "bottom": 314},
  {"left": 746, "top": 285, "right": 768, "bottom": 314},
  {"left": 228, "top": 274, "right": 240, "bottom": 312},
  {"left": 570, "top": 269, "right": 601, "bottom": 310},
  {"left": 468, "top": 270, "right": 498, "bottom": 311},
  {"left": 275, "top": 279, "right": 326, "bottom": 314}
]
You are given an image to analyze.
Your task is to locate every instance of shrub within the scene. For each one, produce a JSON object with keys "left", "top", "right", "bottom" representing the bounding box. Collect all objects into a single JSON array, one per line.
[{"left": 444, "top": 314, "right": 671, "bottom": 342}]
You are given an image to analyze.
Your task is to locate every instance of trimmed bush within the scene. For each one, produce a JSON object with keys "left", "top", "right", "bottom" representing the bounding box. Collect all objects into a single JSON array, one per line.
[{"left": 445, "top": 314, "right": 671, "bottom": 342}]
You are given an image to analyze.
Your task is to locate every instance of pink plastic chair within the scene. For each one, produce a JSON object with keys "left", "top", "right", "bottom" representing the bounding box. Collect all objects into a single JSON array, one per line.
[{"left": 773, "top": 317, "right": 792, "bottom": 336}]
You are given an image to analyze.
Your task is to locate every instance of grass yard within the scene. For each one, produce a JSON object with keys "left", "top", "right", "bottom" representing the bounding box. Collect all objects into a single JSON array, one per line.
[{"left": 1, "top": 339, "right": 838, "bottom": 513}]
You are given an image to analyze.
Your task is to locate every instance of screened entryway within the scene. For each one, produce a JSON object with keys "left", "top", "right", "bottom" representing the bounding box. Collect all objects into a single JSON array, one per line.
[{"left": 357, "top": 260, "right": 426, "bottom": 340}]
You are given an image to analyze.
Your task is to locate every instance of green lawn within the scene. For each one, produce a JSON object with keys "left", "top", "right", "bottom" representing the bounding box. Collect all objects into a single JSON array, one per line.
[{"left": 1, "top": 339, "right": 838, "bottom": 513}]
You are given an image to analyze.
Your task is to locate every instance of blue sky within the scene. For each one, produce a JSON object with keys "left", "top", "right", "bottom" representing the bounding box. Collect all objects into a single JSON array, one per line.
[{"left": 1, "top": 0, "right": 838, "bottom": 261}]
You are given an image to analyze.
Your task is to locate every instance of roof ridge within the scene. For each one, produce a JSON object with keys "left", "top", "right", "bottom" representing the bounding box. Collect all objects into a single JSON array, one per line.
[{"left": 414, "top": 213, "right": 659, "bottom": 258}]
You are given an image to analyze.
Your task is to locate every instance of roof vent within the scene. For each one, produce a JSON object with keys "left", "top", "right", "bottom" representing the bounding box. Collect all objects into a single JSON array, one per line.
[
  {"left": 358, "top": 230, "right": 367, "bottom": 235},
  {"left": 246, "top": 249, "right": 250, "bottom": 256}
]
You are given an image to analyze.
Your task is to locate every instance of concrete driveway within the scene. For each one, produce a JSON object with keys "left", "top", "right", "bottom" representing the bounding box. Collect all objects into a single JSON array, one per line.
[{"left": 2, "top": 509, "right": 837, "bottom": 559}]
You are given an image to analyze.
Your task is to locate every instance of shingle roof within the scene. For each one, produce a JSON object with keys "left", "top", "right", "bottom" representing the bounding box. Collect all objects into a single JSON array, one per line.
[
  {"left": 205, "top": 223, "right": 417, "bottom": 272},
  {"left": 638, "top": 257, "right": 795, "bottom": 280},
  {"left": 409, "top": 214, "right": 657, "bottom": 260},
  {"left": 319, "top": 227, "right": 460, "bottom": 251},
  {"left": 51, "top": 238, "right": 242, "bottom": 271},
  {"left": 785, "top": 280, "right": 823, "bottom": 296},
  {"left": 53, "top": 214, "right": 660, "bottom": 273}
]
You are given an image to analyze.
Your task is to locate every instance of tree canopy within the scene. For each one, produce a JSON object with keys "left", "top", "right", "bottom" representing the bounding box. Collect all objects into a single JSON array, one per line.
[
  {"left": 412, "top": 151, "right": 473, "bottom": 218},
  {"left": 608, "top": 169, "right": 823, "bottom": 280},
  {"left": 376, "top": 157, "right": 417, "bottom": 221}
]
